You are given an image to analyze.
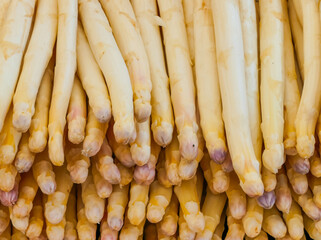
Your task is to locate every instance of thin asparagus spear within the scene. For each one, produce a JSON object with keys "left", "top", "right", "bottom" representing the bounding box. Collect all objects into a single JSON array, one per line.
[
  {"left": 242, "top": 197, "right": 263, "bottom": 238},
  {"left": 283, "top": 201, "right": 304, "bottom": 240},
  {"left": 14, "top": 132, "right": 35, "bottom": 173},
  {"left": 128, "top": 181, "right": 149, "bottom": 226},
  {"left": 26, "top": 192, "right": 44, "bottom": 239},
  {"left": 275, "top": 167, "right": 292, "bottom": 214}
]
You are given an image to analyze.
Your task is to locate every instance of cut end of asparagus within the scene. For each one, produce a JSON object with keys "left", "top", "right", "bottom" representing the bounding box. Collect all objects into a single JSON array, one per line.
[
  {"left": 48, "top": 134, "right": 64, "bottom": 166},
  {"left": 130, "top": 144, "right": 150, "bottom": 166},
  {"left": 242, "top": 217, "right": 262, "bottom": 238},
  {"left": 28, "top": 131, "right": 47, "bottom": 153},
  {"left": 12, "top": 109, "right": 31, "bottom": 133},
  {"left": 177, "top": 128, "right": 198, "bottom": 161},
  {"left": 256, "top": 191, "right": 276, "bottom": 209},
  {"left": 152, "top": 121, "right": 173, "bottom": 147},
  {"left": 68, "top": 117, "right": 86, "bottom": 144},
  {"left": 128, "top": 201, "right": 146, "bottom": 226},
  {"left": 240, "top": 173, "right": 264, "bottom": 197},
  {"left": 262, "top": 144, "right": 284, "bottom": 174},
  {"left": 296, "top": 135, "right": 315, "bottom": 159},
  {"left": 178, "top": 159, "right": 198, "bottom": 180},
  {"left": 147, "top": 205, "right": 165, "bottom": 223},
  {"left": 184, "top": 212, "right": 205, "bottom": 233},
  {"left": 113, "top": 120, "right": 136, "bottom": 145}
]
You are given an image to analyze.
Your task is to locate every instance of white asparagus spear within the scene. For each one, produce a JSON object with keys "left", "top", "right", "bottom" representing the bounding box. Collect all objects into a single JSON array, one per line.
[
  {"left": 99, "top": 0, "right": 152, "bottom": 123},
  {"left": 157, "top": 0, "right": 199, "bottom": 161},
  {"left": 12, "top": 0, "right": 57, "bottom": 133},
  {"left": 0, "top": 0, "right": 11, "bottom": 27},
  {"left": 79, "top": 0, "right": 135, "bottom": 145},
  {"left": 131, "top": 0, "right": 174, "bottom": 147},
  {"left": 0, "top": 0, "right": 36, "bottom": 132},
  {"left": 295, "top": 0, "right": 321, "bottom": 159},
  {"left": 48, "top": 0, "right": 78, "bottom": 166},
  {"left": 211, "top": 0, "right": 263, "bottom": 196}
]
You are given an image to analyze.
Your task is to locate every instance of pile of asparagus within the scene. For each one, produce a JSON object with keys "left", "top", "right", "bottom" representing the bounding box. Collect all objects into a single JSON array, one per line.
[{"left": 0, "top": 0, "right": 320, "bottom": 239}]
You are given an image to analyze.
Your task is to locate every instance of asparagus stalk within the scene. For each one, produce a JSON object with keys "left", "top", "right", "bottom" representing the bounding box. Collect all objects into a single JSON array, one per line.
[
  {"left": 282, "top": 201, "right": 304, "bottom": 240},
  {"left": 242, "top": 197, "right": 263, "bottom": 238},
  {"left": 262, "top": 206, "right": 287, "bottom": 239},
  {"left": 157, "top": 194, "right": 179, "bottom": 237},
  {"left": 91, "top": 161, "right": 112, "bottom": 199},
  {"left": 275, "top": 168, "right": 292, "bottom": 214},
  {"left": 14, "top": 132, "right": 35, "bottom": 173},
  {"left": 26, "top": 192, "right": 43, "bottom": 239}
]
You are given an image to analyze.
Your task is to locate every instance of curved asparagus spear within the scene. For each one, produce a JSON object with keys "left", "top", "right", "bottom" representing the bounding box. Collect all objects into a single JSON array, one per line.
[
  {"left": 12, "top": 0, "right": 57, "bottom": 133},
  {"left": 48, "top": 0, "right": 77, "bottom": 166},
  {"left": 131, "top": 0, "right": 174, "bottom": 147},
  {"left": 212, "top": 0, "right": 263, "bottom": 196},
  {"left": 28, "top": 60, "right": 53, "bottom": 153},
  {"left": 0, "top": 0, "right": 36, "bottom": 132},
  {"left": 76, "top": 23, "right": 111, "bottom": 123},
  {"left": 79, "top": 0, "right": 135, "bottom": 145},
  {"left": 158, "top": 0, "right": 199, "bottom": 161},
  {"left": 295, "top": 0, "right": 321, "bottom": 159}
]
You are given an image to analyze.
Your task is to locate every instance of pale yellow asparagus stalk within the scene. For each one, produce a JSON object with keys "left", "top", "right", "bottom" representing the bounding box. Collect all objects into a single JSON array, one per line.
[
  {"left": 157, "top": 225, "right": 176, "bottom": 240},
  {"left": 226, "top": 172, "right": 246, "bottom": 220},
  {"left": 0, "top": 107, "right": 22, "bottom": 165},
  {"left": 288, "top": 0, "right": 304, "bottom": 80},
  {"left": 100, "top": 210, "right": 118, "bottom": 240},
  {"left": 200, "top": 153, "right": 217, "bottom": 194},
  {"left": 288, "top": 155, "right": 310, "bottom": 175},
  {"left": 165, "top": 131, "right": 181, "bottom": 186},
  {"left": 65, "top": 143, "right": 90, "bottom": 184},
  {"left": 0, "top": 0, "right": 36, "bottom": 132},
  {"left": 0, "top": 163, "right": 17, "bottom": 192},
  {"left": 147, "top": 181, "right": 172, "bottom": 223},
  {"left": 46, "top": 216, "right": 66, "bottom": 240},
  {"left": 76, "top": 23, "right": 111, "bottom": 123},
  {"left": 107, "top": 184, "right": 129, "bottom": 231},
  {"left": 262, "top": 206, "right": 287, "bottom": 239},
  {"left": 0, "top": 173, "right": 20, "bottom": 206},
  {"left": 174, "top": 175, "right": 205, "bottom": 233},
  {"left": 11, "top": 227, "right": 28, "bottom": 240},
  {"left": 76, "top": 186, "right": 96, "bottom": 240},
  {"left": 32, "top": 149, "right": 56, "bottom": 195},
  {"left": 9, "top": 206, "right": 28, "bottom": 233},
  {"left": 226, "top": 207, "right": 245, "bottom": 240},
  {"left": 221, "top": 152, "right": 234, "bottom": 173},
  {"left": 212, "top": 212, "right": 225, "bottom": 240},
  {"left": 262, "top": 166, "right": 277, "bottom": 192},
  {"left": 92, "top": 160, "right": 112, "bottom": 199},
  {"left": 28, "top": 60, "right": 54, "bottom": 153},
  {"left": 0, "top": 0, "right": 11, "bottom": 27},
  {"left": 45, "top": 164, "right": 73, "bottom": 225},
  {"left": 239, "top": 0, "right": 262, "bottom": 165},
  {"left": 130, "top": 119, "right": 151, "bottom": 166},
  {"left": 67, "top": 76, "right": 86, "bottom": 145},
  {"left": 292, "top": 0, "right": 302, "bottom": 26},
  {"left": 107, "top": 122, "right": 135, "bottom": 168},
  {"left": 157, "top": 150, "right": 173, "bottom": 188},
  {"left": 131, "top": 0, "right": 174, "bottom": 147},
  {"left": 64, "top": 186, "right": 77, "bottom": 240},
  {"left": 158, "top": 0, "right": 199, "bottom": 161},
  {"left": 260, "top": 0, "right": 285, "bottom": 173},
  {"left": 308, "top": 173, "right": 321, "bottom": 208},
  {"left": 79, "top": 0, "right": 135, "bottom": 145},
  {"left": 119, "top": 215, "right": 145, "bottom": 240},
  {"left": 212, "top": 0, "right": 263, "bottom": 196},
  {"left": 178, "top": 207, "right": 195, "bottom": 240},
  {"left": 12, "top": 171, "right": 38, "bottom": 218},
  {"left": 275, "top": 168, "right": 292, "bottom": 214},
  {"left": 99, "top": 0, "right": 151, "bottom": 123},
  {"left": 310, "top": 151, "right": 321, "bottom": 177},
  {"left": 193, "top": 0, "right": 227, "bottom": 163},
  {"left": 26, "top": 192, "right": 43, "bottom": 239},
  {"left": 282, "top": 0, "right": 301, "bottom": 155},
  {"left": 0, "top": 223, "right": 10, "bottom": 240},
  {"left": 82, "top": 106, "right": 109, "bottom": 158},
  {"left": 12, "top": 0, "right": 57, "bottom": 133},
  {"left": 81, "top": 168, "right": 105, "bottom": 224},
  {"left": 116, "top": 161, "right": 134, "bottom": 188},
  {"left": 134, "top": 139, "right": 161, "bottom": 185},
  {"left": 128, "top": 181, "right": 149, "bottom": 226},
  {"left": 48, "top": 0, "right": 77, "bottom": 166},
  {"left": 0, "top": 204, "right": 9, "bottom": 235},
  {"left": 210, "top": 159, "right": 230, "bottom": 193},
  {"left": 295, "top": 0, "right": 321, "bottom": 159},
  {"left": 93, "top": 138, "right": 120, "bottom": 184},
  {"left": 304, "top": 213, "right": 321, "bottom": 240},
  {"left": 182, "top": 0, "right": 194, "bottom": 67},
  {"left": 196, "top": 191, "right": 226, "bottom": 240},
  {"left": 286, "top": 160, "right": 308, "bottom": 195},
  {"left": 292, "top": 188, "right": 321, "bottom": 221},
  {"left": 14, "top": 132, "right": 35, "bottom": 173},
  {"left": 283, "top": 201, "right": 304, "bottom": 240},
  {"left": 242, "top": 197, "right": 263, "bottom": 238},
  {"left": 158, "top": 194, "right": 179, "bottom": 237}
]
